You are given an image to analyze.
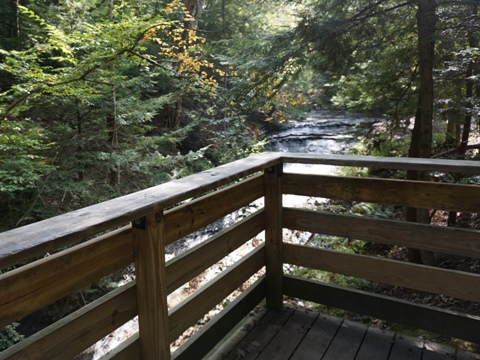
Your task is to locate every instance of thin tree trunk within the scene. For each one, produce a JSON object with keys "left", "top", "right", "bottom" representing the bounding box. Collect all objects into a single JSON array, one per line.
[
  {"left": 458, "top": 1, "right": 479, "bottom": 156},
  {"left": 107, "top": 88, "right": 120, "bottom": 186},
  {"left": 10, "top": 0, "right": 19, "bottom": 38},
  {"left": 406, "top": 0, "right": 436, "bottom": 265}
]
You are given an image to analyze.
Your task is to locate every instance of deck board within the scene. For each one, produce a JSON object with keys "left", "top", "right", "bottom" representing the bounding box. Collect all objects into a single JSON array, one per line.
[
  {"left": 290, "top": 313, "right": 342, "bottom": 360},
  {"left": 212, "top": 305, "right": 480, "bottom": 360},
  {"left": 322, "top": 319, "right": 367, "bottom": 360},
  {"left": 256, "top": 308, "right": 317, "bottom": 360},
  {"left": 355, "top": 326, "right": 395, "bottom": 360}
]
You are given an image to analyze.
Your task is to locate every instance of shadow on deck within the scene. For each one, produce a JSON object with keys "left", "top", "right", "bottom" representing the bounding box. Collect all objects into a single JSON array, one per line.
[{"left": 211, "top": 305, "right": 480, "bottom": 360}]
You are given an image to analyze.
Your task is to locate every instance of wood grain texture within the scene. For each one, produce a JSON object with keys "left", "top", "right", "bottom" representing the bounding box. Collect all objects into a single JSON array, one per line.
[
  {"left": 168, "top": 245, "right": 265, "bottom": 342},
  {"left": 423, "top": 341, "right": 458, "bottom": 360},
  {"left": 0, "top": 152, "right": 280, "bottom": 269},
  {"left": 164, "top": 175, "right": 264, "bottom": 245},
  {"left": 133, "top": 212, "right": 170, "bottom": 360},
  {"left": 283, "top": 174, "right": 480, "bottom": 213},
  {"left": 355, "top": 327, "right": 395, "bottom": 360},
  {"left": 389, "top": 334, "right": 424, "bottom": 360},
  {"left": 264, "top": 164, "right": 283, "bottom": 310},
  {"left": 290, "top": 313, "right": 342, "bottom": 360},
  {"left": 99, "top": 332, "right": 141, "bottom": 360},
  {"left": 0, "top": 226, "right": 134, "bottom": 328},
  {"left": 172, "top": 277, "right": 266, "bottom": 360},
  {"left": 166, "top": 210, "right": 264, "bottom": 294},
  {"left": 224, "top": 306, "right": 296, "bottom": 360},
  {"left": 280, "top": 153, "right": 480, "bottom": 173},
  {"left": 256, "top": 308, "right": 318, "bottom": 360},
  {"left": 284, "top": 243, "right": 480, "bottom": 302},
  {"left": 283, "top": 275, "right": 480, "bottom": 343},
  {"left": 1, "top": 282, "right": 137, "bottom": 360},
  {"left": 321, "top": 319, "right": 367, "bottom": 360},
  {"left": 283, "top": 207, "right": 480, "bottom": 258}
]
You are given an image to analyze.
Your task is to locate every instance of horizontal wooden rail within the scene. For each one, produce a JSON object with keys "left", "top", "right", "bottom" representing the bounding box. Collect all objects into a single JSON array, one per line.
[
  {"left": 166, "top": 210, "right": 264, "bottom": 294},
  {"left": 281, "top": 153, "right": 480, "bottom": 173},
  {"left": 2, "top": 282, "right": 137, "bottom": 360},
  {"left": 283, "top": 275, "right": 480, "bottom": 343},
  {"left": 0, "top": 227, "right": 134, "bottom": 328},
  {"left": 100, "top": 332, "right": 141, "bottom": 360},
  {"left": 172, "top": 277, "right": 266, "bottom": 360},
  {"left": 169, "top": 245, "right": 265, "bottom": 341},
  {"left": 284, "top": 243, "right": 480, "bottom": 302},
  {"left": 283, "top": 174, "right": 480, "bottom": 212},
  {"left": 283, "top": 207, "right": 480, "bottom": 259},
  {"left": 164, "top": 175, "right": 264, "bottom": 245},
  {"left": 102, "top": 278, "right": 267, "bottom": 360}
]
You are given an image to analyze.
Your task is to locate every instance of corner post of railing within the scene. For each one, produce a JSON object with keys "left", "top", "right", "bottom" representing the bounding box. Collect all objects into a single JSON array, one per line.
[
  {"left": 264, "top": 163, "right": 284, "bottom": 311},
  {"left": 132, "top": 211, "right": 171, "bottom": 360}
]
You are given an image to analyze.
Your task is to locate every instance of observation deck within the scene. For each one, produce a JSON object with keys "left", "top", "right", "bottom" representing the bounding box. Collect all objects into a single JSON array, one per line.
[{"left": 1, "top": 153, "right": 479, "bottom": 359}]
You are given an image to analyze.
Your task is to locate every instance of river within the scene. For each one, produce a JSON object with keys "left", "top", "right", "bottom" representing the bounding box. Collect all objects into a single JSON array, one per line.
[
  {"left": 265, "top": 110, "right": 379, "bottom": 176},
  {"left": 89, "top": 110, "right": 381, "bottom": 359}
]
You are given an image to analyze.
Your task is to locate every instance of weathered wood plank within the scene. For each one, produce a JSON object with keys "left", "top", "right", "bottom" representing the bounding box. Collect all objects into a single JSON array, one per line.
[
  {"left": 132, "top": 212, "right": 170, "bottom": 360},
  {"left": 423, "top": 341, "right": 457, "bottom": 360},
  {"left": 321, "top": 319, "right": 367, "bottom": 360},
  {"left": 256, "top": 308, "right": 318, "bottom": 360},
  {"left": 166, "top": 210, "right": 264, "bottom": 294},
  {"left": 99, "top": 332, "right": 141, "bottom": 360},
  {"left": 355, "top": 327, "right": 395, "bottom": 360},
  {"left": 168, "top": 245, "right": 265, "bottom": 342},
  {"left": 172, "top": 277, "right": 266, "bottom": 360},
  {"left": 0, "top": 227, "right": 133, "bottom": 328},
  {"left": 283, "top": 275, "right": 480, "bottom": 343},
  {"left": 280, "top": 153, "right": 480, "bottom": 174},
  {"left": 284, "top": 243, "right": 480, "bottom": 302},
  {"left": 224, "top": 306, "right": 296, "bottom": 360},
  {"left": 164, "top": 175, "right": 264, "bottom": 245},
  {"left": 0, "top": 152, "right": 280, "bottom": 269},
  {"left": 283, "top": 174, "right": 480, "bottom": 213},
  {"left": 284, "top": 208, "right": 480, "bottom": 259},
  {"left": 264, "top": 164, "right": 283, "bottom": 310},
  {"left": 1, "top": 282, "right": 137, "bottom": 360},
  {"left": 290, "top": 313, "right": 342, "bottom": 360},
  {"left": 456, "top": 348, "right": 480, "bottom": 360},
  {"left": 389, "top": 334, "right": 423, "bottom": 360}
]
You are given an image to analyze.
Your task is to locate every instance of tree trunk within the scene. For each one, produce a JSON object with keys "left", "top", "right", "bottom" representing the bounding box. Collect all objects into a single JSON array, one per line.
[
  {"left": 458, "top": 1, "right": 479, "bottom": 156},
  {"left": 406, "top": 0, "right": 436, "bottom": 265},
  {"left": 107, "top": 89, "right": 120, "bottom": 186}
]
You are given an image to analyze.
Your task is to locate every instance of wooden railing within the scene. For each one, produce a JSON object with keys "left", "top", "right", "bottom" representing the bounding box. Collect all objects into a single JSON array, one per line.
[{"left": 1, "top": 153, "right": 479, "bottom": 359}]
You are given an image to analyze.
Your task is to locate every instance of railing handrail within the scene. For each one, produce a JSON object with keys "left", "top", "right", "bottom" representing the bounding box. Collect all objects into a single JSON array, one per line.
[
  {"left": 0, "top": 152, "right": 280, "bottom": 270},
  {"left": 281, "top": 153, "right": 480, "bottom": 173},
  {"left": 3, "top": 152, "right": 480, "bottom": 269}
]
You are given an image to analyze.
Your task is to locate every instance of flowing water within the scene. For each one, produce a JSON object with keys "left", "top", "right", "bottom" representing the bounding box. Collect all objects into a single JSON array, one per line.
[{"left": 265, "top": 110, "right": 380, "bottom": 176}]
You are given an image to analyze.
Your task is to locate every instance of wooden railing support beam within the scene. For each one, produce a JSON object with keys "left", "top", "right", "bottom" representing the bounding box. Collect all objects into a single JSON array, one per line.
[
  {"left": 133, "top": 212, "right": 171, "bottom": 360},
  {"left": 264, "top": 164, "right": 284, "bottom": 310}
]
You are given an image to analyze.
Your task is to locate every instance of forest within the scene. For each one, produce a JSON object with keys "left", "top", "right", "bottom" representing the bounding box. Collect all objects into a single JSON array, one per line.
[
  {"left": 1, "top": 0, "right": 479, "bottom": 232},
  {"left": 1, "top": 0, "right": 480, "bottom": 355}
]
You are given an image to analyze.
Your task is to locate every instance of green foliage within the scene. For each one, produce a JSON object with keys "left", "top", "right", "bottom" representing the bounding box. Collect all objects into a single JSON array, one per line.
[
  {"left": 0, "top": 323, "right": 24, "bottom": 352},
  {"left": 0, "top": 0, "right": 270, "bottom": 230}
]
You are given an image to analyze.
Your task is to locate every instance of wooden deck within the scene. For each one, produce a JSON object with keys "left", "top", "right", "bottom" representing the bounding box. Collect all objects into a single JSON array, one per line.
[{"left": 210, "top": 305, "right": 480, "bottom": 360}]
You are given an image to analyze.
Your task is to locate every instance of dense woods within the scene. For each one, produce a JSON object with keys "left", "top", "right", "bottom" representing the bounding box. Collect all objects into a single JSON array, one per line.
[{"left": 1, "top": 0, "right": 480, "bottom": 231}]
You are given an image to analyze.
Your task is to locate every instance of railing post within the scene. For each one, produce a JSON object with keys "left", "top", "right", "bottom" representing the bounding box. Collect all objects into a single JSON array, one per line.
[
  {"left": 132, "top": 211, "right": 171, "bottom": 360},
  {"left": 264, "top": 163, "right": 283, "bottom": 311}
]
